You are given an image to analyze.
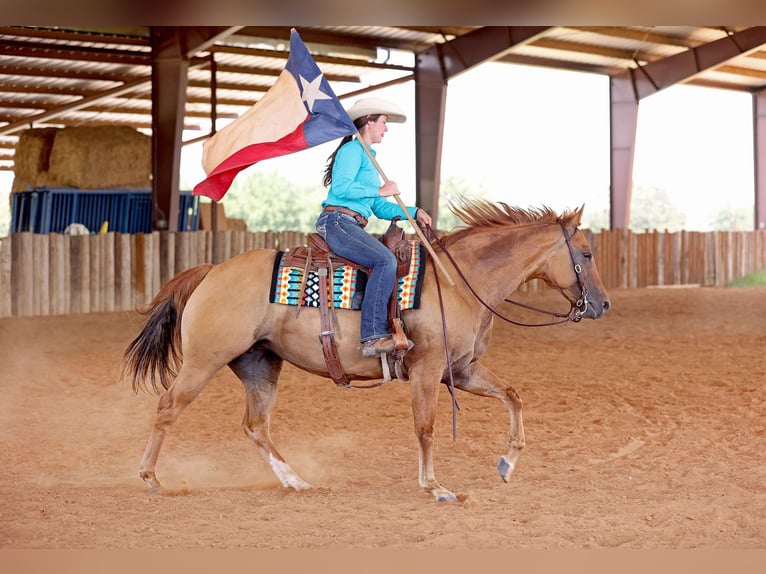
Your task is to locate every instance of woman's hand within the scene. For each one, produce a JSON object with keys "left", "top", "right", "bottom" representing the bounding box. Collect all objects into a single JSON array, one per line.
[
  {"left": 416, "top": 208, "right": 433, "bottom": 228},
  {"left": 379, "top": 181, "right": 400, "bottom": 197}
]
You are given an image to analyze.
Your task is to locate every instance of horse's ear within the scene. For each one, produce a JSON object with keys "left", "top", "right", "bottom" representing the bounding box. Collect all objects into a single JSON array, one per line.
[
  {"left": 566, "top": 204, "right": 584, "bottom": 229},
  {"left": 574, "top": 204, "right": 585, "bottom": 227}
]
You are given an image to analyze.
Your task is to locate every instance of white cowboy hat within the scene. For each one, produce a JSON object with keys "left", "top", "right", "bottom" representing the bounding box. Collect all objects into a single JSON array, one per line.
[{"left": 346, "top": 97, "right": 407, "bottom": 123}]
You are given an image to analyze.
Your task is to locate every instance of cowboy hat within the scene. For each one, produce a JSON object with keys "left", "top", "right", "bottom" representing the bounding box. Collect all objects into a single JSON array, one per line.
[{"left": 346, "top": 97, "right": 407, "bottom": 123}]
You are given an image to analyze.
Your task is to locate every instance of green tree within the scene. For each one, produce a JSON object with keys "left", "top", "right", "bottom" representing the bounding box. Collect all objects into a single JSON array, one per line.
[
  {"left": 581, "top": 205, "right": 610, "bottom": 231},
  {"left": 709, "top": 203, "right": 753, "bottom": 230},
  {"left": 220, "top": 170, "right": 326, "bottom": 232},
  {"left": 629, "top": 185, "right": 686, "bottom": 232},
  {"left": 0, "top": 191, "right": 10, "bottom": 237},
  {"left": 434, "top": 175, "right": 492, "bottom": 231},
  {"left": 569, "top": 185, "right": 686, "bottom": 232}
]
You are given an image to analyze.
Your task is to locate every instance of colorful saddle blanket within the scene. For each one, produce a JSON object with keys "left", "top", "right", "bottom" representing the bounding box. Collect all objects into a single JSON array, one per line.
[{"left": 269, "top": 240, "right": 425, "bottom": 310}]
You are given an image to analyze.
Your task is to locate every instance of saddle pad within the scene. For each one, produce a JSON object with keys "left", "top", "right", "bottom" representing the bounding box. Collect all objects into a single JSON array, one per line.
[{"left": 269, "top": 240, "right": 425, "bottom": 310}]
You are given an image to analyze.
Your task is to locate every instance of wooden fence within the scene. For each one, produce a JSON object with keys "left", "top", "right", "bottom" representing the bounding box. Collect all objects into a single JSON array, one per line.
[{"left": 1, "top": 228, "right": 766, "bottom": 318}]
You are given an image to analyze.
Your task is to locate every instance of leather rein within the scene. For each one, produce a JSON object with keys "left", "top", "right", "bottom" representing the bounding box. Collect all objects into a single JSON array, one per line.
[{"left": 426, "top": 221, "right": 591, "bottom": 328}]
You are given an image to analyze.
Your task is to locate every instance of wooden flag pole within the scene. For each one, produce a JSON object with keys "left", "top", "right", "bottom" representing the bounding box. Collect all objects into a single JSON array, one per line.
[{"left": 355, "top": 133, "right": 455, "bottom": 286}]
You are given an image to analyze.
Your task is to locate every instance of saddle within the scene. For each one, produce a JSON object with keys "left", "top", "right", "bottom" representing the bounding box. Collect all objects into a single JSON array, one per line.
[{"left": 281, "top": 217, "right": 414, "bottom": 387}]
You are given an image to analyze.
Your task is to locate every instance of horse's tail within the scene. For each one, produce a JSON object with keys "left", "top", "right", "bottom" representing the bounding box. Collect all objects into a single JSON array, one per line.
[{"left": 122, "top": 263, "right": 214, "bottom": 395}]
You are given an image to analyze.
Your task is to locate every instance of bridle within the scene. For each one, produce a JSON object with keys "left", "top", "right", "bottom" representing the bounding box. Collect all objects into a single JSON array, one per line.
[{"left": 427, "top": 220, "right": 591, "bottom": 327}]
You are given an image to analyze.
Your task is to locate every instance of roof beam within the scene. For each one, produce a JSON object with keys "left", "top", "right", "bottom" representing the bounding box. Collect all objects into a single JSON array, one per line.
[
  {"left": 0, "top": 26, "right": 149, "bottom": 45},
  {"left": 529, "top": 37, "right": 666, "bottom": 63},
  {"left": 0, "top": 39, "right": 150, "bottom": 65},
  {"left": 210, "top": 44, "right": 412, "bottom": 73},
  {"left": 0, "top": 75, "right": 150, "bottom": 135},
  {"left": 179, "top": 26, "right": 244, "bottom": 58},
  {"left": 421, "top": 26, "right": 552, "bottom": 80},
  {"left": 0, "top": 64, "right": 142, "bottom": 83},
  {"left": 614, "top": 26, "right": 766, "bottom": 100},
  {"left": 238, "top": 26, "right": 430, "bottom": 53},
  {"left": 566, "top": 26, "right": 697, "bottom": 48},
  {"left": 187, "top": 79, "right": 269, "bottom": 93}
]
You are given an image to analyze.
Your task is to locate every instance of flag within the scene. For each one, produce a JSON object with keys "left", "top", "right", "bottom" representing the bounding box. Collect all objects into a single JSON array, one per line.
[{"left": 193, "top": 29, "right": 357, "bottom": 201}]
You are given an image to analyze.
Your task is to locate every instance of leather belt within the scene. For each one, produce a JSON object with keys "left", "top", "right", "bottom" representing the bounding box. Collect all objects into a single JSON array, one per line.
[{"left": 323, "top": 205, "right": 368, "bottom": 227}]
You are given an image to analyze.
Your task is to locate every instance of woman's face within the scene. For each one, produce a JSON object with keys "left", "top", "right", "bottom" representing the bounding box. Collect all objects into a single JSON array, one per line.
[{"left": 364, "top": 115, "right": 389, "bottom": 144}]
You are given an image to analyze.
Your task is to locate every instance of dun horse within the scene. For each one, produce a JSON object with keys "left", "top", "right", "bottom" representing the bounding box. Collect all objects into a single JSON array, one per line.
[{"left": 122, "top": 200, "right": 610, "bottom": 502}]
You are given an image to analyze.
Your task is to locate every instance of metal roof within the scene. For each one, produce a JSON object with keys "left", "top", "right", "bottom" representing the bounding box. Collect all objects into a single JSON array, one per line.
[{"left": 1, "top": 25, "right": 766, "bottom": 172}]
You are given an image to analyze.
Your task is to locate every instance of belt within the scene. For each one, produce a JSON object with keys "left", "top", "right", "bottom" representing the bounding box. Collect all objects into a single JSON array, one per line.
[{"left": 323, "top": 205, "right": 368, "bottom": 227}]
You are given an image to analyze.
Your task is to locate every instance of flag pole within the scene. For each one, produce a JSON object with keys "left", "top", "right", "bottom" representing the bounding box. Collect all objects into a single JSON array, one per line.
[{"left": 355, "top": 133, "right": 455, "bottom": 286}]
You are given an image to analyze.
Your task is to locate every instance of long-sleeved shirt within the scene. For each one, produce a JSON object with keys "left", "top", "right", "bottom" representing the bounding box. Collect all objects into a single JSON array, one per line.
[{"left": 321, "top": 138, "right": 416, "bottom": 221}]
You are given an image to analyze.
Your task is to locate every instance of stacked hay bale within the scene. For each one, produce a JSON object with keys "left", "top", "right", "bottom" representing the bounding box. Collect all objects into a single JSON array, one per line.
[
  {"left": 11, "top": 128, "right": 57, "bottom": 192},
  {"left": 12, "top": 126, "right": 151, "bottom": 191}
]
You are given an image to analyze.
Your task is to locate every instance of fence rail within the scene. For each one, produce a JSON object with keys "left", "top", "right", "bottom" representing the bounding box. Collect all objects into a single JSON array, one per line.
[{"left": 2, "top": 228, "right": 766, "bottom": 318}]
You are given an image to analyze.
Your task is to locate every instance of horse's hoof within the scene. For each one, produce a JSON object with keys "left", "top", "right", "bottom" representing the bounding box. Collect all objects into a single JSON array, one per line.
[
  {"left": 497, "top": 456, "right": 515, "bottom": 483},
  {"left": 433, "top": 489, "right": 459, "bottom": 503},
  {"left": 140, "top": 471, "right": 162, "bottom": 492},
  {"left": 286, "top": 479, "right": 313, "bottom": 491}
]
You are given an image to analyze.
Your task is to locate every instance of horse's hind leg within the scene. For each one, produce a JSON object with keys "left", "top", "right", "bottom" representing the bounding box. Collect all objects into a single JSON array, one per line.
[
  {"left": 229, "top": 346, "right": 312, "bottom": 491},
  {"left": 138, "top": 364, "right": 219, "bottom": 491},
  {"left": 453, "top": 362, "right": 525, "bottom": 483}
]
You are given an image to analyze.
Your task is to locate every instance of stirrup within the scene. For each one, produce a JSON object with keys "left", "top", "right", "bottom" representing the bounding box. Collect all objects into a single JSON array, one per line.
[
  {"left": 379, "top": 352, "right": 409, "bottom": 382},
  {"left": 380, "top": 352, "right": 393, "bottom": 382}
]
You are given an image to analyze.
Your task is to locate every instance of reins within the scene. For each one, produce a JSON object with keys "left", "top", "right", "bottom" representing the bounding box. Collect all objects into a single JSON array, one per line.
[{"left": 425, "top": 221, "right": 590, "bottom": 328}]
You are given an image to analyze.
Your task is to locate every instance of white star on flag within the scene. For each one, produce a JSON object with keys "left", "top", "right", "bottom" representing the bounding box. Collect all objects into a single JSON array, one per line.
[{"left": 299, "top": 73, "right": 332, "bottom": 112}]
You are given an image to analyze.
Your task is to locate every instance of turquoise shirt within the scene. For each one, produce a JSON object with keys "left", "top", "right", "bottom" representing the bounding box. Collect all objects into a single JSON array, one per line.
[{"left": 322, "top": 138, "right": 416, "bottom": 221}]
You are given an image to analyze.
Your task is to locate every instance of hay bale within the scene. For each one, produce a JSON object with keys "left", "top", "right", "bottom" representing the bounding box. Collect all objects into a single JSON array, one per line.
[
  {"left": 199, "top": 201, "right": 248, "bottom": 231},
  {"left": 46, "top": 126, "right": 151, "bottom": 189},
  {"left": 227, "top": 217, "right": 248, "bottom": 231},
  {"left": 11, "top": 128, "right": 58, "bottom": 192}
]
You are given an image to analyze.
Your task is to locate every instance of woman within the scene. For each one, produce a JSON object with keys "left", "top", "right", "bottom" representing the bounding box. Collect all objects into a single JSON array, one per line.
[{"left": 315, "top": 97, "right": 433, "bottom": 357}]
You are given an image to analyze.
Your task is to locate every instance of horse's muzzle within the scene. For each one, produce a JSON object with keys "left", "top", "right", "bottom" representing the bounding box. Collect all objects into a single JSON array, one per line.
[{"left": 571, "top": 295, "right": 610, "bottom": 321}]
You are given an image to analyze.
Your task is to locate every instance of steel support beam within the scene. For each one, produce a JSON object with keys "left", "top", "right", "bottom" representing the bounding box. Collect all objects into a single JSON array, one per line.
[
  {"left": 608, "top": 26, "right": 766, "bottom": 230},
  {"left": 414, "top": 50, "right": 447, "bottom": 222},
  {"left": 150, "top": 28, "right": 188, "bottom": 231},
  {"left": 414, "top": 27, "right": 551, "bottom": 224},
  {"left": 755, "top": 90, "right": 766, "bottom": 230},
  {"left": 609, "top": 75, "right": 639, "bottom": 229},
  {"left": 150, "top": 26, "right": 241, "bottom": 231}
]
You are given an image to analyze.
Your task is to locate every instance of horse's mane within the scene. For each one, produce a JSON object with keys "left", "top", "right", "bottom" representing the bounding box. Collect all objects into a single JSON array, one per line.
[{"left": 441, "top": 197, "right": 580, "bottom": 246}]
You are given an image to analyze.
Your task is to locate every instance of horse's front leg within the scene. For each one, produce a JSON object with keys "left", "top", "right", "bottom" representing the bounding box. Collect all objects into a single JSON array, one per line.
[
  {"left": 229, "top": 348, "right": 312, "bottom": 491},
  {"left": 410, "top": 368, "right": 460, "bottom": 503},
  {"left": 453, "top": 362, "right": 525, "bottom": 483}
]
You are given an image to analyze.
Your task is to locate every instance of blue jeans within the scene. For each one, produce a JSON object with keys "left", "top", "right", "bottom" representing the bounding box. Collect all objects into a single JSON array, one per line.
[{"left": 316, "top": 210, "right": 397, "bottom": 343}]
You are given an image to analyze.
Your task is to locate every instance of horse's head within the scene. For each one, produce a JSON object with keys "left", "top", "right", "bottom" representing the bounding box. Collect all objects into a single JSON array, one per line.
[
  {"left": 543, "top": 206, "right": 610, "bottom": 320},
  {"left": 442, "top": 199, "right": 610, "bottom": 322}
]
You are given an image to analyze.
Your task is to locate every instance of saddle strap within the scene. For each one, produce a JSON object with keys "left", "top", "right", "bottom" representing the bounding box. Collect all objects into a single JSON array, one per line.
[{"left": 317, "top": 267, "right": 350, "bottom": 387}]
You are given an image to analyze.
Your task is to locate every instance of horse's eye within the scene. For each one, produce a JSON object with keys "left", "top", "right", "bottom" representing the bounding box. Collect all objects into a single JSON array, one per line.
[{"left": 583, "top": 252, "right": 592, "bottom": 260}]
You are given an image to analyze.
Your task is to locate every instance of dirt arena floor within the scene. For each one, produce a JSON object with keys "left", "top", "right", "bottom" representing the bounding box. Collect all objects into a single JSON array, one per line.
[{"left": 1, "top": 286, "right": 764, "bottom": 550}]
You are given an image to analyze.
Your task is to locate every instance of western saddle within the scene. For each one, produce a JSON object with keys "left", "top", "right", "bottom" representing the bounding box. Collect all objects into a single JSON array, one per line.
[{"left": 280, "top": 218, "right": 414, "bottom": 387}]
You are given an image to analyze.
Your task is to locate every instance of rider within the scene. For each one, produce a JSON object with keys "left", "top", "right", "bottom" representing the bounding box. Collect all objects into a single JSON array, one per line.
[{"left": 315, "top": 97, "right": 432, "bottom": 357}]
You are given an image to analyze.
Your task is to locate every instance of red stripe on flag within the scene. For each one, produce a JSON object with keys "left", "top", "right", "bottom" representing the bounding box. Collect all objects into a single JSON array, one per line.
[{"left": 194, "top": 123, "right": 309, "bottom": 201}]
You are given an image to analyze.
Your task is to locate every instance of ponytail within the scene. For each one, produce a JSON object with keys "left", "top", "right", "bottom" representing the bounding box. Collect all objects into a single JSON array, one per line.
[{"left": 322, "top": 135, "right": 354, "bottom": 187}]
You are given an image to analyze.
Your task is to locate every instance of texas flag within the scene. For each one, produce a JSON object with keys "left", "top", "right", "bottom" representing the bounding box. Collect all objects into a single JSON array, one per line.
[{"left": 193, "top": 29, "right": 357, "bottom": 201}]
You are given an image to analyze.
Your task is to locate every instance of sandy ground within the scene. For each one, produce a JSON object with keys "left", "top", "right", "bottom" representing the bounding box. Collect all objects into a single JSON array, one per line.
[{"left": 0, "top": 286, "right": 764, "bottom": 550}]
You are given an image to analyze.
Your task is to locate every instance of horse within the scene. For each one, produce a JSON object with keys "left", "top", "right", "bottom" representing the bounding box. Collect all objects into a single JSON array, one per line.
[{"left": 122, "top": 200, "right": 610, "bottom": 503}]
